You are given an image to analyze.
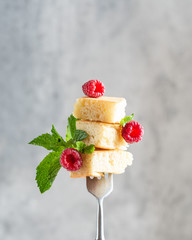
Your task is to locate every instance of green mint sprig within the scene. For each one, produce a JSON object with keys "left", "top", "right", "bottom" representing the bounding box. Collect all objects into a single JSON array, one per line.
[
  {"left": 120, "top": 113, "right": 134, "bottom": 127},
  {"left": 29, "top": 114, "right": 95, "bottom": 193}
]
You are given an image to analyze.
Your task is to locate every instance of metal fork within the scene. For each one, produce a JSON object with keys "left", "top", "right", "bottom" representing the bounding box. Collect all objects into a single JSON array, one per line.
[{"left": 86, "top": 173, "right": 113, "bottom": 240}]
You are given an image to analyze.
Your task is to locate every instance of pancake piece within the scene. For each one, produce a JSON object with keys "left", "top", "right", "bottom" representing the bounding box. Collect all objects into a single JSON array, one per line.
[
  {"left": 70, "top": 149, "right": 133, "bottom": 178},
  {"left": 76, "top": 120, "right": 128, "bottom": 150},
  {"left": 73, "top": 96, "right": 126, "bottom": 123}
]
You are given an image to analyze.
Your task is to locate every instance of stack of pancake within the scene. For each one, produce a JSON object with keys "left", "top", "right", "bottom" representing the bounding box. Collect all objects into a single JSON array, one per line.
[{"left": 70, "top": 96, "right": 133, "bottom": 178}]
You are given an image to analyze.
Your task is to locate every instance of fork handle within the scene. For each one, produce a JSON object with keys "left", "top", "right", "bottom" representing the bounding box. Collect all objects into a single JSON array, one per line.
[{"left": 96, "top": 198, "right": 105, "bottom": 240}]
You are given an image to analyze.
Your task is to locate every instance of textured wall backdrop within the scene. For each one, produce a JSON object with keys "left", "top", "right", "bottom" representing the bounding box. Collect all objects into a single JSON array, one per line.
[{"left": 0, "top": 1, "right": 192, "bottom": 240}]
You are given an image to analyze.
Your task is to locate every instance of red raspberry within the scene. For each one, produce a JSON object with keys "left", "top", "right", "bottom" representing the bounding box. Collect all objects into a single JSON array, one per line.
[
  {"left": 122, "top": 120, "right": 144, "bottom": 144},
  {"left": 60, "top": 148, "right": 82, "bottom": 171},
  {"left": 82, "top": 80, "right": 105, "bottom": 98}
]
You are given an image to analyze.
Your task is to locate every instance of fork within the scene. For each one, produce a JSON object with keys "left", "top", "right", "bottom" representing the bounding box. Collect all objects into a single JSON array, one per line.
[{"left": 86, "top": 173, "right": 113, "bottom": 240}]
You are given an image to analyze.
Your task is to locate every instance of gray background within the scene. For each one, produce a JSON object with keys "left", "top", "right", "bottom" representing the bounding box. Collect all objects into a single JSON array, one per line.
[{"left": 0, "top": 0, "right": 192, "bottom": 240}]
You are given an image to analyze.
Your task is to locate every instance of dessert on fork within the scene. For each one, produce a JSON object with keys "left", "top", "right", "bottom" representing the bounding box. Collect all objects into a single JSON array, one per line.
[{"left": 29, "top": 80, "right": 144, "bottom": 193}]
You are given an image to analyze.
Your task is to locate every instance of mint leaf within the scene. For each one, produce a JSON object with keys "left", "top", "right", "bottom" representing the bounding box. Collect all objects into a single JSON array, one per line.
[
  {"left": 29, "top": 133, "right": 57, "bottom": 150},
  {"left": 29, "top": 125, "right": 66, "bottom": 151},
  {"left": 51, "top": 125, "right": 64, "bottom": 142},
  {"left": 73, "top": 142, "right": 95, "bottom": 154},
  {"left": 65, "top": 114, "right": 78, "bottom": 141},
  {"left": 120, "top": 113, "right": 134, "bottom": 127},
  {"left": 51, "top": 124, "right": 66, "bottom": 149},
  {"left": 36, "top": 151, "right": 62, "bottom": 193},
  {"left": 74, "top": 141, "right": 86, "bottom": 152},
  {"left": 68, "top": 114, "right": 77, "bottom": 138},
  {"left": 74, "top": 130, "right": 88, "bottom": 141},
  {"left": 65, "top": 125, "right": 71, "bottom": 141},
  {"left": 83, "top": 144, "right": 95, "bottom": 153}
]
